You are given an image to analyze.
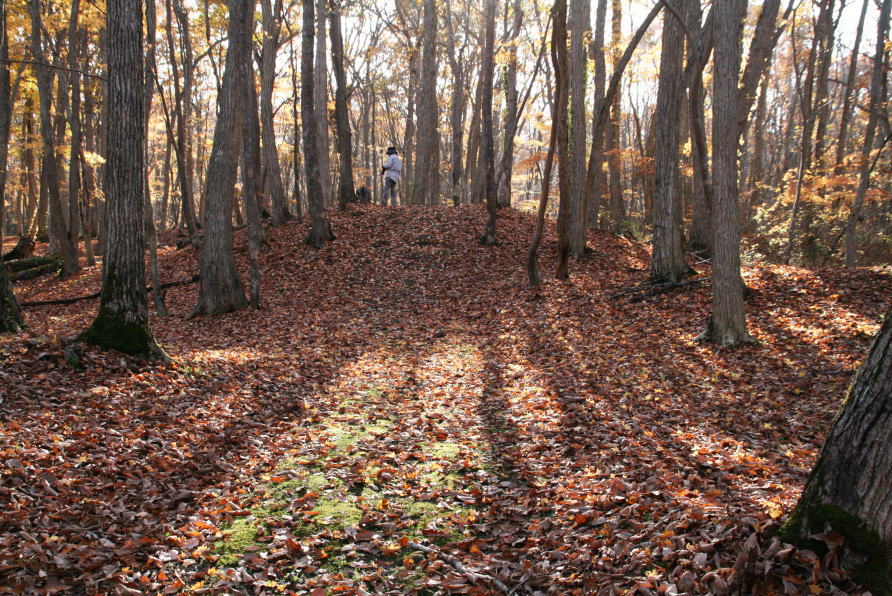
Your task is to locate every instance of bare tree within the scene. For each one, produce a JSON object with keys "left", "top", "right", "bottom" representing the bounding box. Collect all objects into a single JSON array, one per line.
[
  {"left": 479, "top": 0, "right": 499, "bottom": 245},
  {"left": 260, "top": 0, "right": 291, "bottom": 224},
  {"left": 697, "top": 0, "right": 754, "bottom": 347},
  {"left": 80, "top": 0, "right": 164, "bottom": 357},
  {"left": 330, "top": 0, "right": 356, "bottom": 209},
  {"left": 412, "top": 0, "right": 439, "bottom": 206},
  {"left": 29, "top": 0, "right": 79, "bottom": 277},
  {"left": 844, "top": 0, "right": 890, "bottom": 268},
  {"left": 649, "top": 0, "right": 690, "bottom": 284},
  {"left": 303, "top": 0, "right": 334, "bottom": 247},
  {"left": 0, "top": 0, "right": 24, "bottom": 333},
  {"left": 192, "top": 0, "right": 253, "bottom": 316}
]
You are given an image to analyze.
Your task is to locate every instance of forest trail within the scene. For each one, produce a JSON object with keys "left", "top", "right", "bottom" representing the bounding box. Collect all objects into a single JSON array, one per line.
[{"left": 3, "top": 205, "right": 891, "bottom": 593}]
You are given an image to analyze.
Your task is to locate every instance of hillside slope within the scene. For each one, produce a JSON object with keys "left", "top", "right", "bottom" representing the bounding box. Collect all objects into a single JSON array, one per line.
[{"left": 2, "top": 205, "right": 890, "bottom": 593}]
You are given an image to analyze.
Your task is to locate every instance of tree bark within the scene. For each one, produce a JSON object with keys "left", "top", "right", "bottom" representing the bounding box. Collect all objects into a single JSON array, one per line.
[
  {"left": 0, "top": 0, "right": 24, "bottom": 333},
  {"left": 584, "top": 0, "right": 607, "bottom": 227},
  {"left": 554, "top": 0, "right": 571, "bottom": 278},
  {"left": 413, "top": 0, "right": 440, "bottom": 206},
  {"left": 697, "top": 0, "right": 754, "bottom": 347},
  {"left": 844, "top": 0, "right": 890, "bottom": 269},
  {"left": 260, "top": 0, "right": 291, "bottom": 224},
  {"left": 606, "top": 0, "right": 624, "bottom": 232},
  {"left": 496, "top": 0, "right": 523, "bottom": 209},
  {"left": 314, "top": 0, "right": 331, "bottom": 206},
  {"left": 192, "top": 0, "right": 252, "bottom": 316},
  {"left": 80, "top": 0, "right": 164, "bottom": 358},
  {"left": 303, "top": 0, "right": 334, "bottom": 247},
  {"left": 144, "top": 0, "right": 167, "bottom": 316},
  {"left": 567, "top": 0, "right": 590, "bottom": 259},
  {"left": 480, "top": 0, "right": 499, "bottom": 245},
  {"left": 444, "top": 4, "right": 467, "bottom": 207},
  {"left": 329, "top": 0, "right": 356, "bottom": 210},
  {"left": 781, "top": 303, "right": 892, "bottom": 591},
  {"left": 650, "top": 0, "right": 690, "bottom": 284},
  {"left": 833, "top": 0, "right": 868, "bottom": 175},
  {"left": 241, "top": 49, "right": 265, "bottom": 309},
  {"left": 29, "top": 0, "right": 79, "bottom": 278}
]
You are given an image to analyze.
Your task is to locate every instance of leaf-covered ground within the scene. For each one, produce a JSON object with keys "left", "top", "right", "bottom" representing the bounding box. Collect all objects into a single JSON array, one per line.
[{"left": 2, "top": 205, "right": 889, "bottom": 594}]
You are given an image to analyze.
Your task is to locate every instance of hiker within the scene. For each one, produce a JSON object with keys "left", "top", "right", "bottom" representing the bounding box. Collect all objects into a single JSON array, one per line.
[{"left": 380, "top": 146, "right": 402, "bottom": 206}]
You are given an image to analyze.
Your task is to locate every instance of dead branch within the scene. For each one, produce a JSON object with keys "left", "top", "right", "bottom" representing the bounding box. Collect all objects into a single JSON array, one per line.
[{"left": 20, "top": 275, "right": 200, "bottom": 308}]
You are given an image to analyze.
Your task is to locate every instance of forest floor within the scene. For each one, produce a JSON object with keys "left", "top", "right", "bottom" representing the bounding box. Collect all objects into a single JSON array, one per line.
[{"left": 2, "top": 205, "right": 890, "bottom": 595}]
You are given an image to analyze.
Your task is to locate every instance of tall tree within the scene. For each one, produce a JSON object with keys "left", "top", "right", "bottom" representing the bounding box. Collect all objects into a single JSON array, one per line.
[
  {"left": 496, "top": 0, "right": 524, "bottom": 209},
  {"left": 780, "top": 303, "right": 892, "bottom": 591},
  {"left": 606, "top": 0, "right": 624, "bottom": 231},
  {"left": 479, "top": 0, "right": 499, "bottom": 245},
  {"left": 698, "top": 0, "right": 754, "bottom": 347},
  {"left": 649, "top": 0, "right": 690, "bottom": 284},
  {"left": 303, "top": 0, "right": 334, "bottom": 247},
  {"left": 412, "top": 0, "right": 439, "bottom": 206},
  {"left": 314, "top": 0, "right": 331, "bottom": 205},
  {"left": 0, "top": 0, "right": 24, "bottom": 333},
  {"left": 80, "top": 0, "right": 164, "bottom": 357},
  {"left": 192, "top": 0, "right": 253, "bottom": 316},
  {"left": 329, "top": 0, "right": 356, "bottom": 209},
  {"left": 844, "top": 0, "right": 890, "bottom": 269},
  {"left": 444, "top": 2, "right": 468, "bottom": 207},
  {"left": 567, "top": 0, "right": 590, "bottom": 259},
  {"left": 29, "top": 0, "right": 79, "bottom": 277},
  {"left": 260, "top": 0, "right": 291, "bottom": 224}
]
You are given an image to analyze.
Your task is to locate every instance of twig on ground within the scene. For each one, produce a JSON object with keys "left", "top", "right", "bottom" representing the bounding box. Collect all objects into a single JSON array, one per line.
[{"left": 406, "top": 540, "right": 509, "bottom": 593}]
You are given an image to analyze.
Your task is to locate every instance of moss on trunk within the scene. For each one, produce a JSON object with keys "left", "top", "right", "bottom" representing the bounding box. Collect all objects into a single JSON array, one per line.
[
  {"left": 779, "top": 504, "right": 890, "bottom": 594},
  {"left": 79, "top": 313, "right": 167, "bottom": 360}
]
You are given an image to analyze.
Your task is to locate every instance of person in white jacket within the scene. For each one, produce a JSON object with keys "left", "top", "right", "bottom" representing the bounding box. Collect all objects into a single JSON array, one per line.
[{"left": 381, "top": 146, "right": 403, "bottom": 206}]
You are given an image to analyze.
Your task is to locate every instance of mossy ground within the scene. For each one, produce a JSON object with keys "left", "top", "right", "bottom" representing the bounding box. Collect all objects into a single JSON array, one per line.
[{"left": 210, "top": 388, "right": 483, "bottom": 585}]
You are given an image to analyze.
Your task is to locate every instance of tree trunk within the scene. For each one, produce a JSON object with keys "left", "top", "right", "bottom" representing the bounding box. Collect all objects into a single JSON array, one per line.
[
  {"left": 413, "top": 0, "right": 439, "bottom": 206},
  {"left": 584, "top": 0, "right": 607, "bottom": 227},
  {"left": 144, "top": 0, "right": 167, "bottom": 316},
  {"left": 698, "top": 0, "right": 754, "bottom": 348},
  {"left": 844, "top": 0, "right": 890, "bottom": 269},
  {"left": 192, "top": 0, "right": 252, "bottom": 316},
  {"left": 260, "top": 0, "right": 291, "bottom": 224},
  {"left": 568, "top": 0, "right": 590, "bottom": 259},
  {"left": 289, "top": 35, "right": 304, "bottom": 219},
  {"left": 833, "top": 0, "right": 868, "bottom": 174},
  {"left": 303, "top": 0, "right": 334, "bottom": 247},
  {"left": 479, "top": 0, "right": 499, "bottom": 245},
  {"left": 328, "top": 0, "right": 356, "bottom": 210},
  {"left": 606, "top": 0, "right": 624, "bottom": 232},
  {"left": 554, "top": 0, "right": 571, "bottom": 278},
  {"left": 649, "top": 0, "right": 689, "bottom": 284},
  {"left": 781, "top": 303, "right": 892, "bottom": 591},
  {"left": 166, "top": 0, "right": 198, "bottom": 235},
  {"left": 0, "top": 0, "right": 24, "bottom": 333},
  {"left": 80, "top": 0, "right": 164, "bottom": 358},
  {"left": 66, "top": 0, "right": 83, "bottom": 265},
  {"left": 29, "top": 0, "right": 79, "bottom": 278},
  {"left": 314, "top": 0, "right": 331, "bottom": 206},
  {"left": 496, "top": 0, "right": 523, "bottom": 209},
  {"left": 528, "top": 0, "right": 567, "bottom": 287},
  {"left": 444, "top": 4, "right": 466, "bottom": 207},
  {"left": 241, "top": 48, "right": 265, "bottom": 309}
]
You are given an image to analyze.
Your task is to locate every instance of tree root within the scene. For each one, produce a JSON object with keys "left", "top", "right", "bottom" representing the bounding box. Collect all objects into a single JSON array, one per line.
[{"left": 608, "top": 277, "right": 708, "bottom": 300}]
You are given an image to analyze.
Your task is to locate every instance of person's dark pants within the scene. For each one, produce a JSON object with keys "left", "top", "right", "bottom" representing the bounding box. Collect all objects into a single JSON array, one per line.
[{"left": 382, "top": 178, "right": 399, "bottom": 206}]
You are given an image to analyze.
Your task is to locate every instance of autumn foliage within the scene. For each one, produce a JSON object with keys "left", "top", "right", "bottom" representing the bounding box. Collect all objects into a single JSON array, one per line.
[{"left": 1, "top": 206, "right": 890, "bottom": 593}]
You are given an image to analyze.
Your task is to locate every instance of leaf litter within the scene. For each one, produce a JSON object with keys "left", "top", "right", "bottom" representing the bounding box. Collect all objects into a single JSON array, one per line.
[{"left": 1, "top": 205, "right": 889, "bottom": 594}]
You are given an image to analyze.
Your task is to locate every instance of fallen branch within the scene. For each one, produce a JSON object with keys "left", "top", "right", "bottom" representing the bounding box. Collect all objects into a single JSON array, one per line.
[
  {"left": 10, "top": 261, "right": 62, "bottom": 281},
  {"left": 20, "top": 275, "right": 200, "bottom": 308},
  {"left": 608, "top": 277, "right": 707, "bottom": 299},
  {"left": 6, "top": 255, "right": 62, "bottom": 273},
  {"left": 406, "top": 540, "right": 509, "bottom": 593}
]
